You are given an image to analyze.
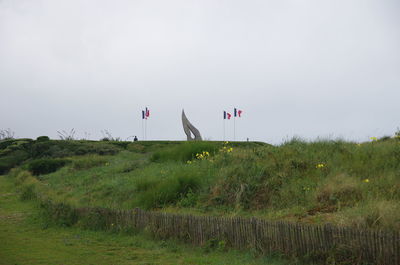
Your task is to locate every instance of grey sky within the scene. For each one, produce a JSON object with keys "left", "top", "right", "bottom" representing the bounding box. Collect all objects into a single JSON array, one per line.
[{"left": 1, "top": 0, "right": 399, "bottom": 144}]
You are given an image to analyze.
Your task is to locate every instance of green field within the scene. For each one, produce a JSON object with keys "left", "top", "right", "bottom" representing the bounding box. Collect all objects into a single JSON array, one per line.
[{"left": 0, "top": 175, "right": 291, "bottom": 265}]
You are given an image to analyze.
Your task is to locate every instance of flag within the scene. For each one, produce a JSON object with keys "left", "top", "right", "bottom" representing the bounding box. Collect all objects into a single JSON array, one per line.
[
  {"left": 142, "top": 110, "right": 145, "bottom": 119},
  {"left": 223, "top": 111, "right": 232, "bottom": 120},
  {"left": 234, "top": 108, "right": 242, "bottom": 118},
  {"left": 145, "top": 107, "right": 150, "bottom": 118}
]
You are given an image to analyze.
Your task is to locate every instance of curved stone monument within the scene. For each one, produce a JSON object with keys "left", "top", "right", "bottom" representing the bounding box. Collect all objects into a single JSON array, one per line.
[{"left": 182, "top": 109, "right": 202, "bottom": 141}]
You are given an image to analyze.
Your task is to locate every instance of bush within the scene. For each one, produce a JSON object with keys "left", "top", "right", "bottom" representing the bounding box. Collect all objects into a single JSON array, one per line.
[
  {"left": 36, "top": 136, "right": 50, "bottom": 142},
  {"left": 178, "top": 188, "right": 198, "bottom": 207},
  {"left": 13, "top": 169, "right": 33, "bottom": 185},
  {"left": 0, "top": 150, "right": 30, "bottom": 174},
  {"left": 28, "top": 158, "right": 69, "bottom": 175},
  {"left": 30, "top": 140, "right": 121, "bottom": 158}
]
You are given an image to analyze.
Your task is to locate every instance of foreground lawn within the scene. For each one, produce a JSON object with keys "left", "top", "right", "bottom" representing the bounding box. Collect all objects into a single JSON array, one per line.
[{"left": 0, "top": 176, "right": 289, "bottom": 265}]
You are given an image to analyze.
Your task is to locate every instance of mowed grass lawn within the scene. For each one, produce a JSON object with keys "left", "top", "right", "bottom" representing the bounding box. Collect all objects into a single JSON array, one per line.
[{"left": 0, "top": 176, "right": 290, "bottom": 265}]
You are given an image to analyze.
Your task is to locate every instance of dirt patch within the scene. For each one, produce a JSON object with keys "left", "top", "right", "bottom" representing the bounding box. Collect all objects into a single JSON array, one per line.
[
  {"left": 0, "top": 193, "right": 15, "bottom": 197},
  {"left": 0, "top": 212, "right": 26, "bottom": 222},
  {"left": 307, "top": 205, "right": 338, "bottom": 215}
]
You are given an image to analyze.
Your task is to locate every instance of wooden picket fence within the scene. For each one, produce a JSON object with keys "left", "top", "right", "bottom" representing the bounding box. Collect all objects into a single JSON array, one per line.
[{"left": 75, "top": 207, "right": 399, "bottom": 264}]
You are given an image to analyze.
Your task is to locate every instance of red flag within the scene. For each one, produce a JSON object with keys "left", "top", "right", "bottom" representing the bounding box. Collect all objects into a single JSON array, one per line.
[
  {"left": 145, "top": 108, "right": 150, "bottom": 118},
  {"left": 238, "top": 110, "right": 242, "bottom": 117},
  {"left": 227, "top": 113, "right": 232, "bottom": 120}
]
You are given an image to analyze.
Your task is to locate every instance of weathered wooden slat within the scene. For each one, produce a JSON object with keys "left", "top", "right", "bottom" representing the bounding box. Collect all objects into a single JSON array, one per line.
[{"left": 81, "top": 207, "right": 400, "bottom": 265}]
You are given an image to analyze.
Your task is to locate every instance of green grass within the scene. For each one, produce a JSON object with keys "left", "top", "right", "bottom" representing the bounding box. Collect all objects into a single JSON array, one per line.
[
  {"left": 150, "top": 141, "right": 220, "bottom": 162},
  {"left": 0, "top": 175, "right": 291, "bottom": 265},
  {"left": 3, "top": 138, "right": 400, "bottom": 230}
]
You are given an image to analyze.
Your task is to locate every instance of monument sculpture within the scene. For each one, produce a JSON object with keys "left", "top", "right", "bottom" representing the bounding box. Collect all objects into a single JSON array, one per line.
[{"left": 182, "top": 110, "right": 202, "bottom": 141}]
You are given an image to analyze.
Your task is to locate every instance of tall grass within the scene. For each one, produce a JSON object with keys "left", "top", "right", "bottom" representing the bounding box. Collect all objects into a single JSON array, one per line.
[
  {"left": 8, "top": 138, "right": 400, "bottom": 230},
  {"left": 150, "top": 141, "right": 220, "bottom": 162}
]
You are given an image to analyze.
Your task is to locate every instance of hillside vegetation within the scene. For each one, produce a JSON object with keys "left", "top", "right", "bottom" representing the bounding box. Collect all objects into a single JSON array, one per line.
[
  {"left": 2, "top": 136, "right": 400, "bottom": 231},
  {"left": 0, "top": 175, "right": 290, "bottom": 265}
]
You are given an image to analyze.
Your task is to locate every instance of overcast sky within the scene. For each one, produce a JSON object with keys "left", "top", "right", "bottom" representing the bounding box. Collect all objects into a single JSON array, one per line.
[{"left": 1, "top": 0, "right": 399, "bottom": 144}]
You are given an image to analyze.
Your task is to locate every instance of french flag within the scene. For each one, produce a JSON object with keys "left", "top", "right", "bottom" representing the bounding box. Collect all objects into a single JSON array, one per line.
[
  {"left": 142, "top": 107, "right": 150, "bottom": 119},
  {"left": 234, "top": 108, "right": 243, "bottom": 118},
  {"left": 224, "top": 111, "right": 232, "bottom": 120}
]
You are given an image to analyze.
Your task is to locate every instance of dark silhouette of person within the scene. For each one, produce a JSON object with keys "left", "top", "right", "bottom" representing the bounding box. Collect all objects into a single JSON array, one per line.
[{"left": 134, "top": 136, "right": 138, "bottom": 142}]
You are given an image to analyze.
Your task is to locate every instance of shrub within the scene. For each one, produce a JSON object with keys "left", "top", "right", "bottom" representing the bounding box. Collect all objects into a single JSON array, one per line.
[
  {"left": 28, "top": 158, "right": 69, "bottom": 175},
  {"left": 30, "top": 140, "right": 121, "bottom": 158},
  {"left": 0, "top": 150, "right": 30, "bottom": 174},
  {"left": 0, "top": 139, "right": 33, "bottom": 155},
  {"left": 0, "top": 139, "right": 16, "bottom": 150},
  {"left": 36, "top": 136, "right": 50, "bottom": 142},
  {"left": 178, "top": 188, "right": 198, "bottom": 207},
  {"left": 12, "top": 169, "right": 33, "bottom": 185}
]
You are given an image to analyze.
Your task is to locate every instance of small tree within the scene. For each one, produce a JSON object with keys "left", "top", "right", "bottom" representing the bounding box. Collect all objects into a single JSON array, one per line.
[
  {"left": 395, "top": 127, "right": 400, "bottom": 139},
  {"left": 57, "top": 129, "right": 76, "bottom": 140},
  {"left": 0, "top": 128, "right": 15, "bottom": 140},
  {"left": 100, "top": 129, "right": 121, "bottom": 141}
]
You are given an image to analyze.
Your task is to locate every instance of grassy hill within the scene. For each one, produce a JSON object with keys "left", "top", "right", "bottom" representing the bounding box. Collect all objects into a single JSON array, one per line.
[
  {"left": 0, "top": 175, "right": 290, "bottom": 265},
  {"left": 2, "top": 136, "right": 400, "bottom": 231}
]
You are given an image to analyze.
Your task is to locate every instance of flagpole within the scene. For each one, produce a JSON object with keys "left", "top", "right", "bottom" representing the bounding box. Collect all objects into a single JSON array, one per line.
[
  {"left": 223, "top": 118, "right": 225, "bottom": 141},
  {"left": 142, "top": 118, "right": 144, "bottom": 140},
  {"left": 234, "top": 117, "right": 236, "bottom": 141}
]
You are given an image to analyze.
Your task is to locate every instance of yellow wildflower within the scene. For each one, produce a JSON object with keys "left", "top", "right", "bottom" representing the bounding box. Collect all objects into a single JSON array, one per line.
[
  {"left": 363, "top": 179, "right": 369, "bottom": 183},
  {"left": 316, "top": 163, "right": 325, "bottom": 169}
]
